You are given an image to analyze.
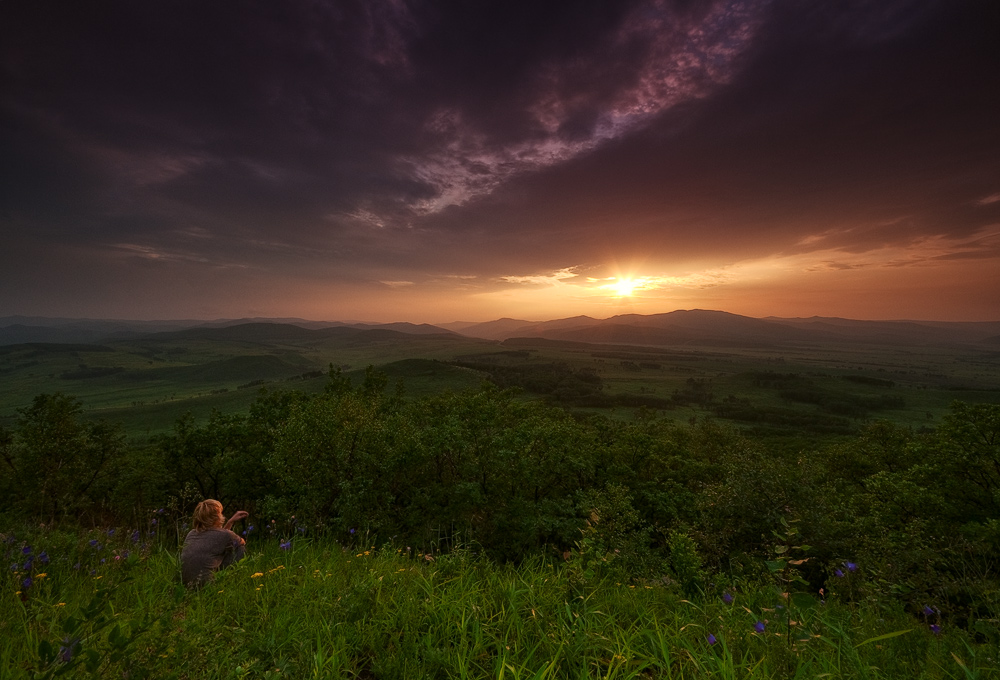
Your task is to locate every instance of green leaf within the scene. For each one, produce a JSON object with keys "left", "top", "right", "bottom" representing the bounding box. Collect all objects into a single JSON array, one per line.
[
  {"left": 61, "top": 616, "right": 80, "bottom": 635},
  {"left": 84, "top": 649, "right": 100, "bottom": 673},
  {"left": 855, "top": 629, "right": 913, "bottom": 648},
  {"left": 38, "top": 639, "right": 55, "bottom": 664},
  {"left": 790, "top": 592, "right": 819, "bottom": 610},
  {"left": 108, "top": 623, "right": 125, "bottom": 649},
  {"left": 765, "top": 560, "right": 786, "bottom": 572}
]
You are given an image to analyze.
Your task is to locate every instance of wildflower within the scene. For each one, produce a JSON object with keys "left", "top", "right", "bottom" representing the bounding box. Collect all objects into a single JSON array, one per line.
[
  {"left": 251, "top": 572, "right": 264, "bottom": 578},
  {"left": 722, "top": 592, "right": 733, "bottom": 604},
  {"left": 107, "top": 528, "right": 115, "bottom": 537},
  {"left": 156, "top": 508, "right": 164, "bottom": 514},
  {"left": 36, "top": 573, "right": 46, "bottom": 579},
  {"left": 754, "top": 621, "right": 765, "bottom": 633},
  {"left": 151, "top": 519, "right": 157, "bottom": 527},
  {"left": 349, "top": 528, "right": 355, "bottom": 535},
  {"left": 707, "top": 633, "right": 718, "bottom": 645},
  {"left": 834, "top": 569, "right": 844, "bottom": 578},
  {"left": 280, "top": 540, "right": 291, "bottom": 551},
  {"left": 89, "top": 539, "right": 99, "bottom": 548},
  {"left": 22, "top": 576, "right": 32, "bottom": 590},
  {"left": 22, "top": 559, "right": 33, "bottom": 570},
  {"left": 923, "top": 605, "right": 935, "bottom": 616},
  {"left": 100, "top": 558, "right": 106, "bottom": 564},
  {"left": 131, "top": 530, "right": 140, "bottom": 543},
  {"left": 59, "top": 636, "right": 79, "bottom": 663},
  {"left": 22, "top": 545, "right": 31, "bottom": 555},
  {"left": 930, "top": 624, "right": 941, "bottom": 635},
  {"left": 39, "top": 551, "right": 49, "bottom": 565},
  {"left": 122, "top": 551, "right": 129, "bottom": 559},
  {"left": 845, "top": 561, "right": 857, "bottom": 572}
]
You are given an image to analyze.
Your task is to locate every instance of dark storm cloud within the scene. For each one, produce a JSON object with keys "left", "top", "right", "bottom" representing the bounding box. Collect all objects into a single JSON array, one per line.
[{"left": 1, "top": 0, "right": 998, "bottom": 317}]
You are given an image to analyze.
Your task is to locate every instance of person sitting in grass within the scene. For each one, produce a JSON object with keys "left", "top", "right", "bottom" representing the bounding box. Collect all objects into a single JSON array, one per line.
[{"left": 181, "top": 499, "right": 248, "bottom": 587}]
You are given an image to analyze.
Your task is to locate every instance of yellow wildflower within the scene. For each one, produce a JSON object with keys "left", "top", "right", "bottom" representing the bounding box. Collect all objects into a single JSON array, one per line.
[{"left": 252, "top": 572, "right": 264, "bottom": 578}]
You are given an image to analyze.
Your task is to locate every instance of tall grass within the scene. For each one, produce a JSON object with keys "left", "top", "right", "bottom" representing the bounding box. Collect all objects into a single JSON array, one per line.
[{"left": 3, "top": 528, "right": 997, "bottom": 679}]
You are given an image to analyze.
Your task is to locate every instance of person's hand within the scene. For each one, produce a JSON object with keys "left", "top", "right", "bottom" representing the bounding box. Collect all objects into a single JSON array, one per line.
[{"left": 230, "top": 510, "right": 249, "bottom": 522}]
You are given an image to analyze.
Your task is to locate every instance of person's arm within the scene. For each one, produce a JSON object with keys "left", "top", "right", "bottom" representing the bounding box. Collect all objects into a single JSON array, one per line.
[{"left": 224, "top": 510, "right": 249, "bottom": 532}]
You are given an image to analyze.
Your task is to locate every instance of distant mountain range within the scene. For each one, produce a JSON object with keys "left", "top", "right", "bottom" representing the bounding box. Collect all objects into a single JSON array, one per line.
[
  {"left": 0, "top": 316, "right": 457, "bottom": 346},
  {"left": 2, "top": 310, "right": 999, "bottom": 348},
  {"left": 447, "top": 310, "right": 1000, "bottom": 348}
]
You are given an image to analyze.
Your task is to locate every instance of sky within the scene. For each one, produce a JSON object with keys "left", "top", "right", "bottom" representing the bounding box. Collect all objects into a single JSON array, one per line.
[{"left": 2, "top": 0, "right": 999, "bottom": 323}]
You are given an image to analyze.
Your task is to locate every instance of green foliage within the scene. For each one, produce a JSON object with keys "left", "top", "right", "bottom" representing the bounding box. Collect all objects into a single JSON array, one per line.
[
  {"left": 0, "top": 393, "right": 128, "bottom": 521},
  {"left": 2, "top": 375, "right": 999, "bottom": 641},
  {"left": 666, "top": 530, "right": 704, "bottom": 597},
  {"left": 2, "top": 533, "right": 996, "bottom": 680}
]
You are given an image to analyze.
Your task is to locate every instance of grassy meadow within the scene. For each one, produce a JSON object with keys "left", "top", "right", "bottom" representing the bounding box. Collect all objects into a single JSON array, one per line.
[
  {"left": 1, "top": 324, "right": 998, "bottom": 443},
  {"left": 4, "top": 527, "right": 996, "bottom": 680}
]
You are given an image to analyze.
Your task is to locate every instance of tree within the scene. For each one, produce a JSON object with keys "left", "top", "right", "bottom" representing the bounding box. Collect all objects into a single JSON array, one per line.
[{"left": 3, "top": 393, "right": 127, "bottom": 521}]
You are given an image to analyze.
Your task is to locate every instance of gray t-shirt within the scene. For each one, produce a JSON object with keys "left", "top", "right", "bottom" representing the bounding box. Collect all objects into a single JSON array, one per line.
[{"left": 180, "top": 528, "right": 245, "bottom": 587}]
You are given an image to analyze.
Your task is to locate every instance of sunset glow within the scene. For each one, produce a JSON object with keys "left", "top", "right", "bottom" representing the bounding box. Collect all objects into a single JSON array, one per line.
[{"left": 1, "top": 1, "right": 998, "bottom": 322}]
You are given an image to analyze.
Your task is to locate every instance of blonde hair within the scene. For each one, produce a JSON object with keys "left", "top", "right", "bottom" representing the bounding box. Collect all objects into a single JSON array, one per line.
[{"left": 192, "top": 499, "right": 224, "bottom": 531}]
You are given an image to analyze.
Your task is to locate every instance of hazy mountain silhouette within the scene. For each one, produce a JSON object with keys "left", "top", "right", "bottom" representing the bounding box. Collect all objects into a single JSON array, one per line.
[
  {"left": 3, "top": 311, "right": 999, "bottom": 348},
  {"left": 452, "top": 310, "right": 1000, "bottom": 347}
]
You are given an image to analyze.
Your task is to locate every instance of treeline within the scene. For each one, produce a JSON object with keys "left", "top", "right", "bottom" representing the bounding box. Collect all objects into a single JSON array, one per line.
[{"left": 1, "top": 367, "right": 998, "bottom": 619}]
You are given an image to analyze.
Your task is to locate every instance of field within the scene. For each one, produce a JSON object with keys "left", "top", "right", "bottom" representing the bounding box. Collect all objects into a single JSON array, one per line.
[
  {"left": 4, "top": 527, "right": 995, "bottom": 680},
  {"left": 3, "top": 322, "right": 1000, "bottom": 678},
  {"left": 2, "top": 323, "right": 997, "bottom": 444}
]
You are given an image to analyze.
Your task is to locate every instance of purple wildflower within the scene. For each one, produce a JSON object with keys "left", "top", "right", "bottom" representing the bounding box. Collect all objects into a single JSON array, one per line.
[
  {"left": 131, "top": 530, "right": 140, "bottom": 543},
  {"left": 59, "top": 637, "right": 79, "bottom": 663},
  {"left": 22, "top": 545, "right": 31, "bottom": 555},
  {"left": 722, "top": 592, "right": 733, "bottom": 604},
  {"left": 150, "top": 519, "right": 157, "bottom": 527},
  {"left": 22, "top": 559, "right": 32, "bottom": 570},
  {"left": 39, "top": 551, "right": 49, "bottom": 564},
  {"left": 349, "top": 528, "right": 355, "bottom": 535},
  {"left": 922, "top": 605, "right": 934, "bottom": 616},
  {"left": 754, "top": 621, "right": 765, "bottom": 634},
  {"left": 280, "top": 540, "right": 291, "bottom": 551},
  {"left": 845, "top": 561, "right": 857, "bottom": 572},
  {"left": 834, "top": 569, "right": 844, "bottom": 578},
  {"left": 22, "top": 576, "right": 32, "bottom": 590},
  {"left": 707, "top": 633, "right": 717, "bottom": 645},
  {"left": 930, "top": 624, "right": 941, "bottom": 635},
  {"left": 156, "top": 508, "right": 164, "bottom": 514},
  {"left": 107, "top": 528, "right": 115, "bottom": 537}
]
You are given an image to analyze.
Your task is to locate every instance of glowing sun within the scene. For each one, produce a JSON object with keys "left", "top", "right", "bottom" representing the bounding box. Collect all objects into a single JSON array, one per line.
[{"left": 613, "top": 278, "right": 636, "bottom": 297}]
